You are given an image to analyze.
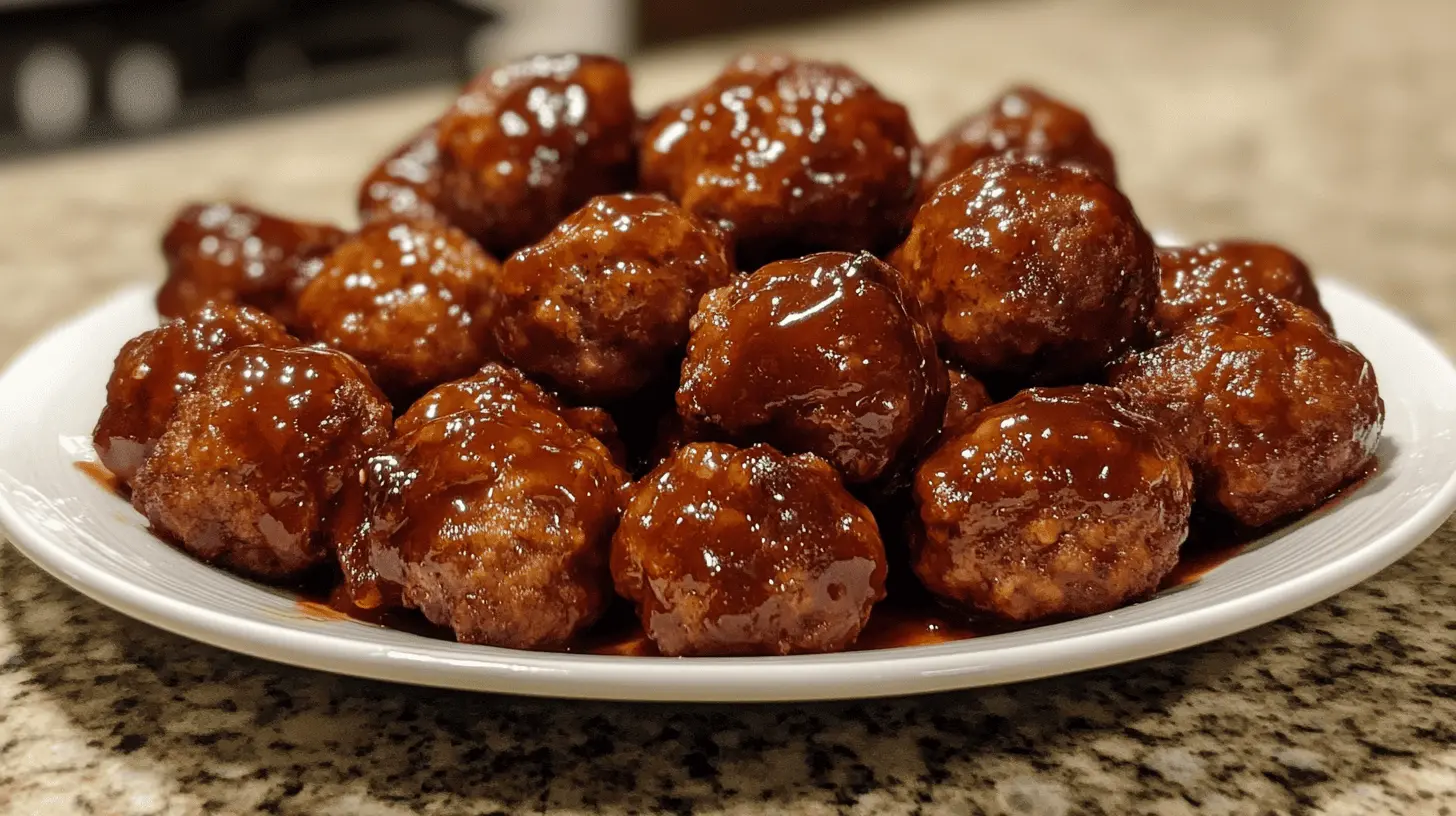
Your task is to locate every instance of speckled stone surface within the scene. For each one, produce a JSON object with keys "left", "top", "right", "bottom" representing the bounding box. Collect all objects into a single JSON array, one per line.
[{"left": 1, "top": 1, "right": 1454, "bottom": 813}]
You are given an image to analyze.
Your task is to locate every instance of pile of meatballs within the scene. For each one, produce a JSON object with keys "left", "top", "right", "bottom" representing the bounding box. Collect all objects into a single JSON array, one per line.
[{"left": 90, "top": 53, "right": 1384, "bottom": 656}]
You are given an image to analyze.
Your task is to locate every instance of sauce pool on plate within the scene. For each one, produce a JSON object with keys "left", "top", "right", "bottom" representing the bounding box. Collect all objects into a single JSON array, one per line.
[{"left": 73, "top": 458, "right": 1367, "bottom": 654}]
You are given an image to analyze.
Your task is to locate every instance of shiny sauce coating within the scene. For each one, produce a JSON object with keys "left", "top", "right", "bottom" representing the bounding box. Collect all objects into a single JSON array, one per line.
[
  {"left": 611, "top": 442, "right": 887, "bottom": 656},
  {"left": 893, "top": 157, "right": 1156, "bottom": 384},
  {"left": 342, "top": 406, "right": 627, "bottom": 649},
  {"left": 63, "top": 446, "right": 1305, "bottom": 654},
  {"left": 912, "top": 386, "right": 1194, "bottom": 622},
  {"left": 292, "top": 480, "right": 1308, "bottom": 653},
  {"left": 941, "top": 367, "right": 994, "bottom": 438},
  {"left": 157, "top": 202, "right": 347, "bottom": 326},
  {"left": 919, "top": 85, "right": 1118, "bottom": 200},
  {"left": 92, "top": 303, "right": 296, "bottom": 484},
  {"left": 639, "top": 52, "right": 919, "bottom": 266},
  {"left": 1110, "top": 295, "right": 1383, "bottom": 527},
  {"left": 436, "top": 53, "right": 638, "bottom": 257},
  {"left": 1152, "top": 240, "right": 1331, "bottom": 338},
  {"left": 489, "top": 193, "right": 734, "bottom": 402},
  {"left": 116, "top": 51, "right": 1387, "bottom": 658},
  {"left": 358, "top": 121, "right": 446, "bottom": 225},
  {"left": 677, "top": 251, "right": 946, "bottom": 486},
  {"left": 393, "top": 362, "right": 625, "bottom": 465},
  {"left": 129, "top": 345, "right": 392, "bottom": 582},
  {"left": 295, "top": 219, "right": 501, "bottom": 400}
]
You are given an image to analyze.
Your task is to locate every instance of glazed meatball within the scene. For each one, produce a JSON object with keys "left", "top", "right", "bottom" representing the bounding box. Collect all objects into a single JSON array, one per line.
[
  {"left": 612, "top": 442, "right": 887, "bottom": 656},
  {"left": 393, "top": 362, "right": 624, "bottom": 463},
  {"left": 912, "top": 386, "right": 1193, "bottom": 622},
  {"left": 1109, "top": 296, "right": 1382, "bottom": 527},
  {"left": 93, "top": 303, "right": 296, "bottom": 485},
  {"left": 436, "top": 53, "right": 637, "bottom": 257},
  {"left": 893, "top": 156, "right": 1156, "bottom": 383},
  {"left": 942, "top": 367, "right": 994, "bottom": 437},
  {"left": 919, "top": 86, "right": 1117, "bottom": 200},
  {"left": 488, "top": 193, "right": 733, "bottom": 401},
  {"left": 358, "top": 121, "right": 445, "bottom": 225},
  {"left": 157, "top": 202, "right": 347, "bottom": 325},
  {"left": 131, "top": 346, "right": 392, "bottom": 582},
  {"left": 334, "top": 360, "right": 629, "bottom": 610},
  {"left": 294, "top": 219, "right": 501, "bottom": 399},
  {"left": 678, "top": 251, "right": 946, "bottom": 486},
  {"left": 639, "top": 53, "right": 919, "bottom": 265},
  {"left": 1152, "top": 240, "right": 1331, "bottom": 338},
  {"left": 346, "top": 406, "right": 627, "bottom": 649}
]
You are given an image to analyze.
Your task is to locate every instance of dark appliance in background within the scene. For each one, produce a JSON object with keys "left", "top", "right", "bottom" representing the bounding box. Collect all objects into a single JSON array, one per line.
[
  {"left": 0, "top": 0, "right": 500, "bottom": 153},
  {"left": 0, "top": 0, "right": 903, "bottom": 156}
]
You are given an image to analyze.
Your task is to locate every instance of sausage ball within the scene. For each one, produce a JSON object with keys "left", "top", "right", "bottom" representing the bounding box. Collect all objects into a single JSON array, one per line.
[
  {"left": 893, "top": 156, "right": 1157, "bottom": 384},
  {"left": 346, "top": 406, "right": 627, "bottom": 649},
  {"left": 294, "top": 219, "right": 501, "bottom": 400},
  {"left": 677, "top": 251, "right": 947, "bottom": 486},
  {"left": 612, "top": 442, "right": 887, "bottom": 656},
  {"left": 942, "top": 367, "right": 994, "bottom": 437},
  {"left": 393, "top": 362, "right": 624, "bottom": 464},
  {"left": 131, "top": 346, "right": 392, "bottom": 582},
  {"left": 436, "top": 53, "right": 637, "bottom": 257},
  {"left": 358, "top": 121, "right": 445, "bottom": 225},
  {"left": 488, "top": 193, "right": 733, "bottom": 402},
  {"left": 919, "top": 86, "right": 1117, "bottom": 200},
  {"left": 912, "top": 386, "right": 1193, "bottom": 622},
  {"left": 93, "top": 303, "right": 296, "bottom": 485},
  {"left": 639, "top": 53, "right": 919, "bottom": 266},
  {"left": 157, "top": 202, "right": 347, "bottom": 326},
  {"left": 1152, "top": 240, "right": 1331, "bottom": 338},
  {"left": 1109, "top": 295, "right": 1383, "bottom": 527}
]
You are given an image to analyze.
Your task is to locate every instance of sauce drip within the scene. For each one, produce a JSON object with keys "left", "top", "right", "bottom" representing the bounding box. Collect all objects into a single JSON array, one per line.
[
  {"left": 296, "top": 582, "right": 451, "bottom": 641},
  {"left": 289, "top": 524, "right": 1253, "bottom": 656},
  {"left": 75, "top": 460, "right": 126, "bottom": 498},
  {"left": 75, "top": 458, "right": 1372, "bottom": 655}
]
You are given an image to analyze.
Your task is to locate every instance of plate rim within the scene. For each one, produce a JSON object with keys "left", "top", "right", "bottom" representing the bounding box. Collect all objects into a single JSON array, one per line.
[{"left": 1, "top": 280, "right": 1454, "bottom": 702}]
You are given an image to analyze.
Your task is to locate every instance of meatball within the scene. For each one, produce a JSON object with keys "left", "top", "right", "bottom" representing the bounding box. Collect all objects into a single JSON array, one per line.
[
  {"left": 912, "top": 385, "right": 1193, "bottom": 622},
  {"left": 942, "top": 367, "right": 993, "bottom": 437},
  {"left": 358, "top": 121, "right": 445, "bottom": 225},
  {"left": 435, "top": 53, "right": 637, "bottom": 257},
  {"left": 157, "top": 202, "right": 347, "bottom": 326},
  {"left": 893, "top": 156, "right": 1157, "bottom": 383},
  {"left": 393, "top": 362, "right": 624, "bottom": 464},
  {"left": 346, "top": 406, "right": 627, "bottom": 649},
  {"left": 612, "top": 442, "right": 886, "bottom": 656},
  {"left": 1109, "top": 296, "right": 1382, "bottom": 527},
  {"left": 919, "top": 86, "right": 1117, "bottom": 200},
  {"left": 677, "top": 251, "right": 946, "bottom": 486},
  {"left": 639, "top": 53, "right": 919, "bottom": 266},
  {"left": 1152, "top": 240, "right": 1331, "bottom": 338},
  {"left": 93, "top": 303, "right": 296, "bottom": 485},
  {"left": 131, "top": 346, "right": 392, "bottom": 582},
  {"left": 294, "top": 219, "right": 501, "bottom": 399},
  {"left": 488, "top": 193, "right": 733, "bottom": 401}
]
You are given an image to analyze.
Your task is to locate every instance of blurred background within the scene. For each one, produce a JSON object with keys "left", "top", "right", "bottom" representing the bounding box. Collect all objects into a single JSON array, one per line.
[
  {"left": 0, "top": 0, "right": 911, "bottom": 153},
  {"left": 0, "top": 0, "right": 1451, "bottom": 357}
]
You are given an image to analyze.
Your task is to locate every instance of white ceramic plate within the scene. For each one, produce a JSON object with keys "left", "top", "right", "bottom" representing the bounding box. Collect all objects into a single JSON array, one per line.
[{"left": 1, "top": 281, "right": 1453, "bottom": 702}]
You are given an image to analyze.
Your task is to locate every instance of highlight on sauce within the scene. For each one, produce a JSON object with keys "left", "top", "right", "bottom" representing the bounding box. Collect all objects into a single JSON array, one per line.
[{"left": 76, "top": 458, "right": 1375, "bottom": 655}]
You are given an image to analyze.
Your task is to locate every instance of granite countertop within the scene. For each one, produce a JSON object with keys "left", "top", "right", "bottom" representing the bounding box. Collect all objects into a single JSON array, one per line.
[{"left": 2, "top": 1, "right": 1454, "bottom": 813}]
